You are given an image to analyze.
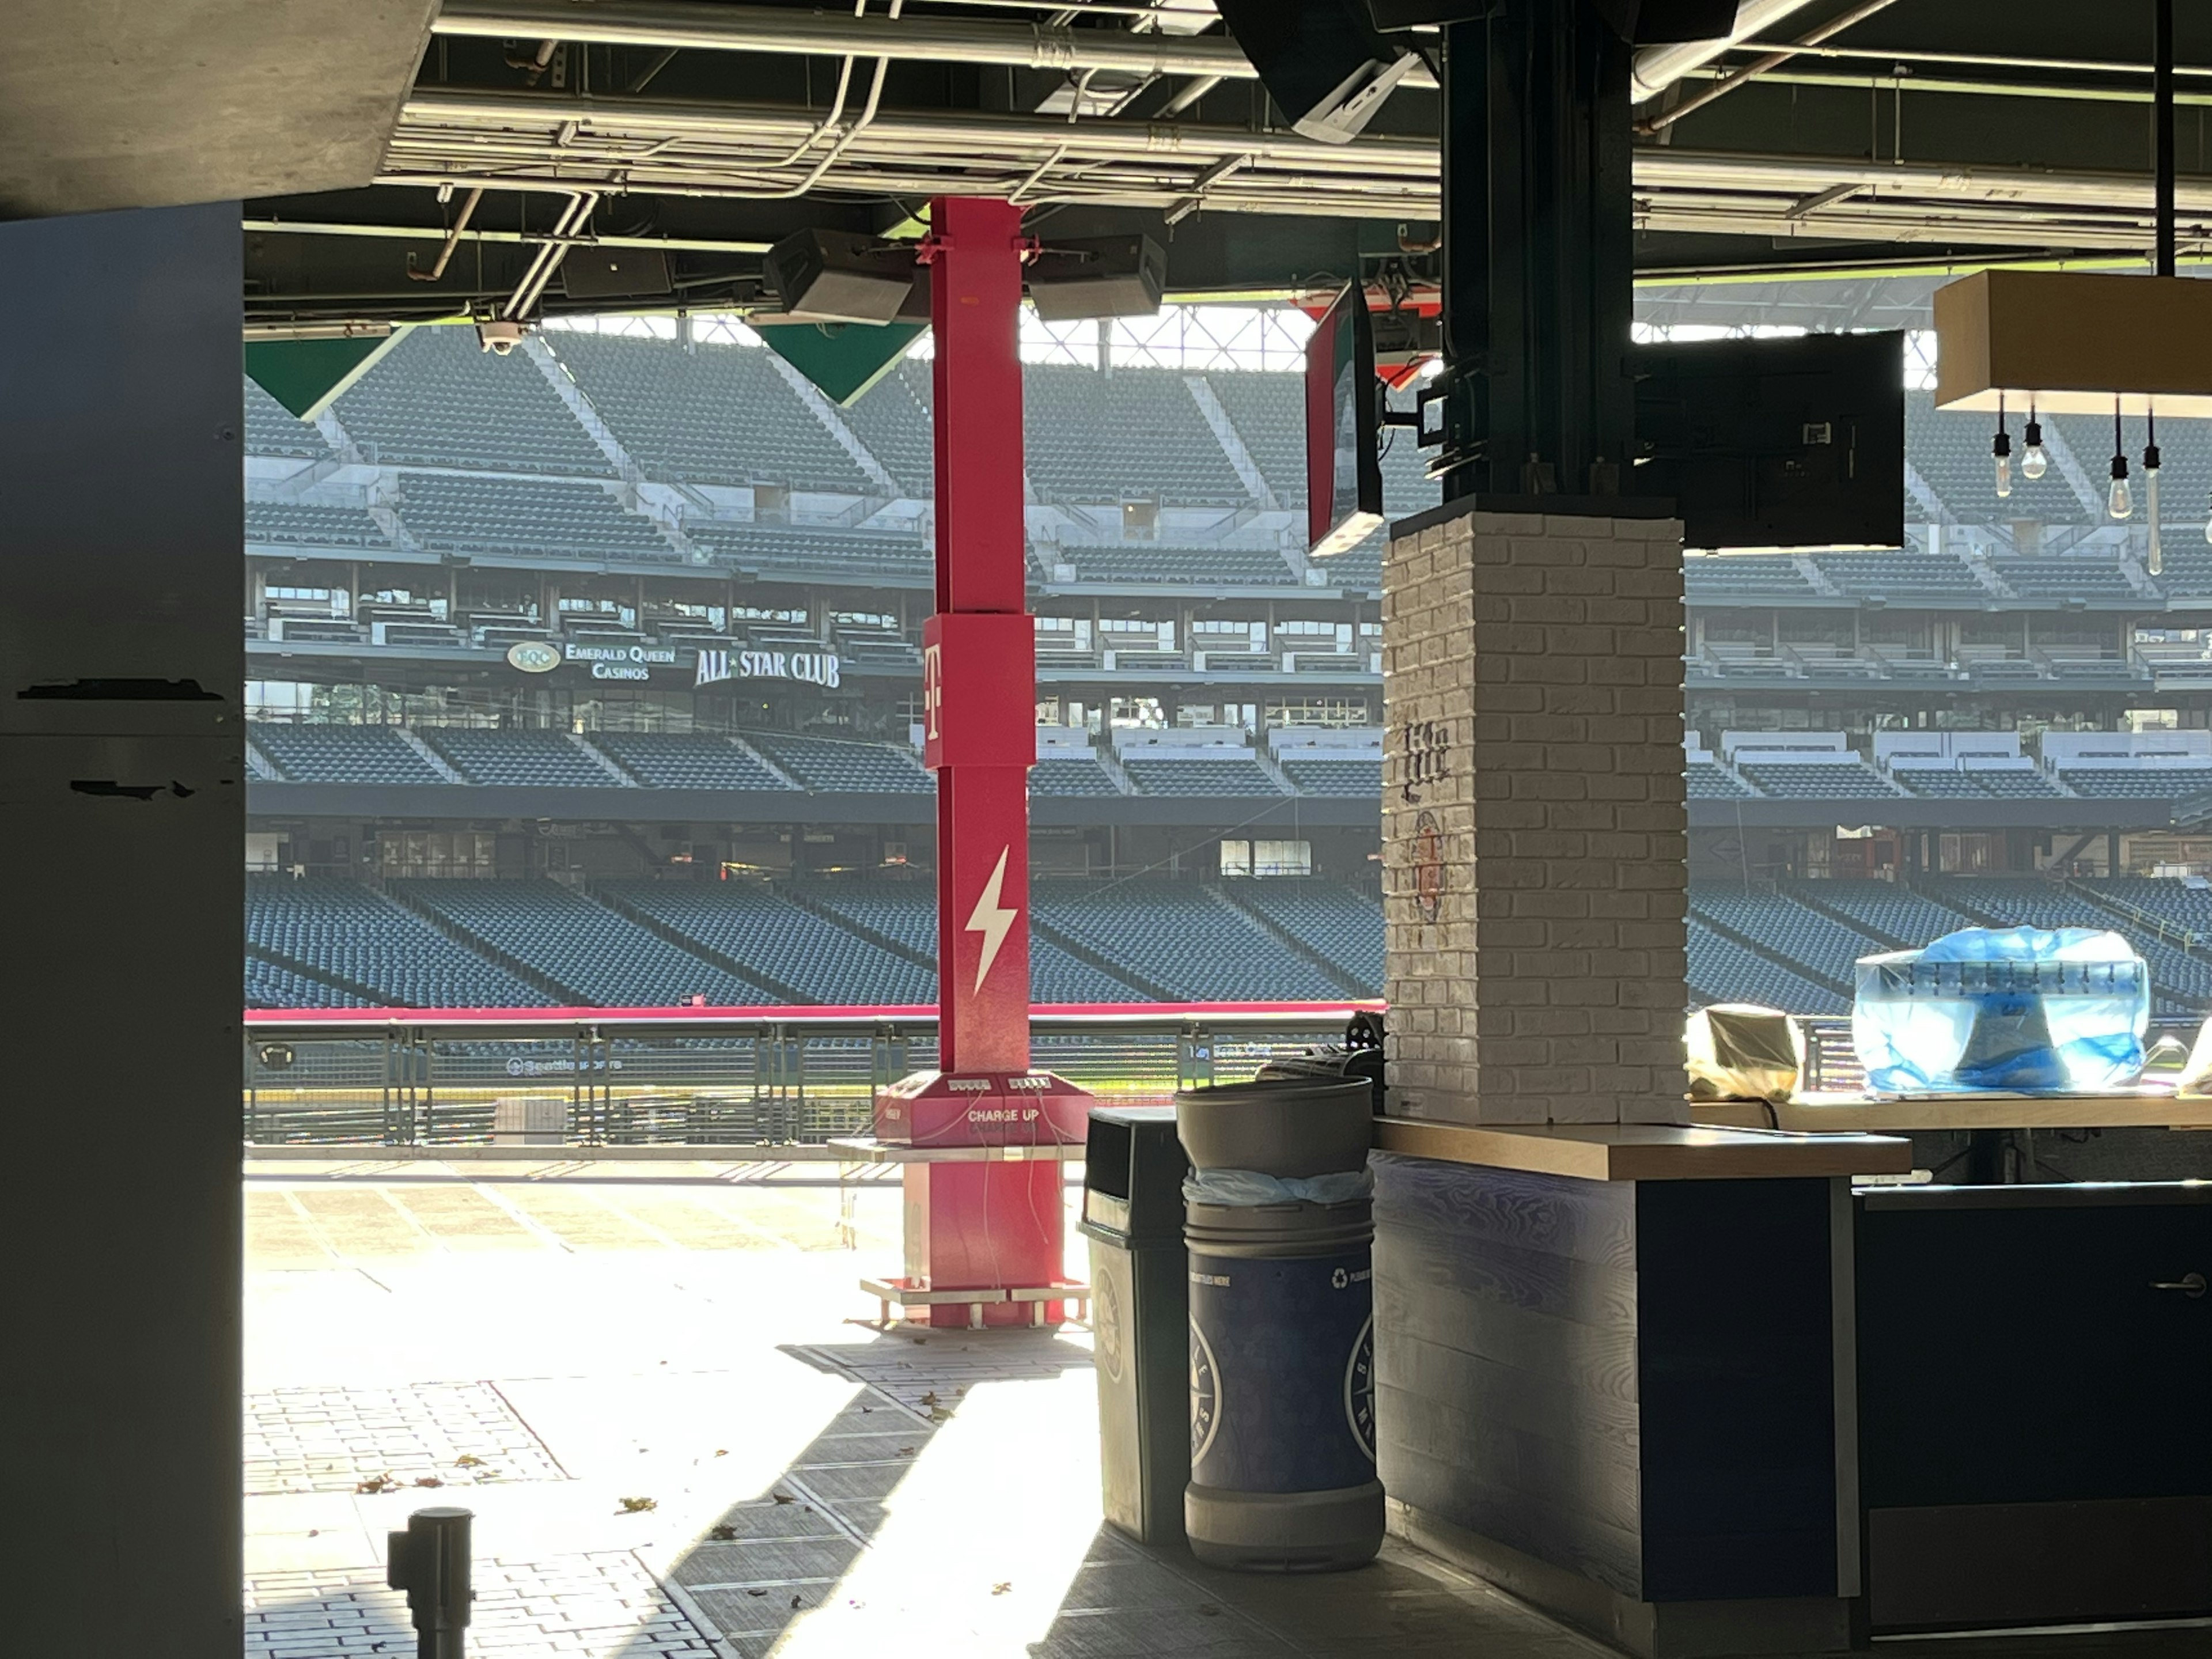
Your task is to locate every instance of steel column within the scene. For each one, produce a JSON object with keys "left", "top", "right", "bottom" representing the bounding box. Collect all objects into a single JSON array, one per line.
[{"left": 926, "top": 195, "right": 1035, "bottom": 1073}]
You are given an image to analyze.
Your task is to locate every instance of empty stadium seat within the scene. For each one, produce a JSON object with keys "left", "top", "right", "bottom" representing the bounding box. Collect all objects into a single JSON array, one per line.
[
  {"left": 2056, "top": 766, "right": 2212, "bottom": 798},
  {"left": 605, "top": 881, "right": 935, "bottom": 1003},
  {"left": 1685, "top": 918, "right": 1845, "bottom": 1015},
  {"left": 746, "top": 733, "right": 933, "bottom": 793},
  {"left": 1783, "top": 880, "right": 1975, "bottom": 949},
  {"left": 841, "top": 358, "right": 935, "bottom": 495},
  {"left": 1033, "top": 878, "right": 1342, "bottom": 1001},
  {"left": 246, "top": 877, "right": 550, "bottom": 1007},
  {"left": 1122, "top": 758, "right": 1284, "bottom": 796},
  {"left": 1687, "top": 759, "right": 1753, "bottom": 798},
  {"left": 685, "top": 522, "right": 931, "bottom": 584},
  {"left": 244, "top": 376, "right": 336, "bottom": 461},
  {"left": 250, "top": 723, "right": 448, "bottom": 785},
  {"left": 1282, "top": 758, "right": 1381, "bottom": 797},
  {"left": 245, "top": 955, "right": 370, "bottom": 1009},
  {"left": 393, "top": 878, "right": 769, "bottom": 1006},
  {"left": 245, "top": 500, "right": 390, "bottom": 550},
  {"left": 395, "top": 473, "right": 677, "bottom": 564},
  {"left": 1059, "top": 543, "right": 1297, "bottom": 586},
  {"left": 1734, "top": 759, "right": 1900, "bottom": 798},
  {"left": 548, "top": 332, "right": 872, "bottom": 492},
  {"left": 1690, "top": 888, "right": 1887, "bottom": 990},
  {"left": 334, "top": 326, "right": 611, "bottom": 475},
  {"left": 1022, "top": 364, "right": 1249, "bottom": 506},
  {"left": 1220, "top": 880, "right": 1382, "bottom": 994},
  {"left": 1031, "top": 757, "right": 1122, "bottom": 797},
  {"left": 785, "top": 880, "right": 1147, "bottom": 1002},
  {"left": 422, "top": 729, "right": 623, "bottom": 787},
  {"left": 590, "top": 733, "right": 796, "bottom": 790}
]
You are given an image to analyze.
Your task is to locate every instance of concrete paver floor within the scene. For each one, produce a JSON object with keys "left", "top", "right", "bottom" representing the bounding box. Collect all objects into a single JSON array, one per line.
[{"left": 243, "top": 1157, "right": 2210, "bottom": 1658}]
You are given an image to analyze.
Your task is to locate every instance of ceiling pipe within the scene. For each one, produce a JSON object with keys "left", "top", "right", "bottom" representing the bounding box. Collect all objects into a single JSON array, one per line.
[
  {"left": 1639, "top": 0, "right": 1902, "bottom": 134},
  {"left": 1629, "top": 0, "right": 1828, "bottom": 102},
  {"left": 431, "top": 0, "right": 1438, "bottom": 90}
]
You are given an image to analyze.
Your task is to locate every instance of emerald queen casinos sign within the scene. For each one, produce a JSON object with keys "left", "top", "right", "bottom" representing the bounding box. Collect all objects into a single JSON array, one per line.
[{"left": 696, "top": 647, "right": 842, "bottom": 690}]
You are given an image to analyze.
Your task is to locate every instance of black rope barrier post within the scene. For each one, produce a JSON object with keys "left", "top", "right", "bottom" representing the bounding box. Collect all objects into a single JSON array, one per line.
[{"left": 387, "top": 1505, "right": 474, "bottom": 1658}]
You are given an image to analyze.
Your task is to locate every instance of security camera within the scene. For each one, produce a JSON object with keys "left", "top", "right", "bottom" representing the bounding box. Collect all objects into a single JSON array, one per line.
[{"left": 476, "top": 319, "right": 528, "bottom": 355}]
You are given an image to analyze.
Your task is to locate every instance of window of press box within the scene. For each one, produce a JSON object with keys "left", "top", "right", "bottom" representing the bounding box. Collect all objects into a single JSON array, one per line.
[{"left": 1219, "top": 839, "right": 1311, "bottom": 878}]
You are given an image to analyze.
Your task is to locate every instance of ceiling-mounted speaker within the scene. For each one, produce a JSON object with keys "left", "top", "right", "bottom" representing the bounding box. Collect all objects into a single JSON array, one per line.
[
  {"left": 763, "top": 229, "right": 918, "bottom": 324},
  {"left": 1214, "top": 0, "right": 1422, "bottom": 143},
  {"left": 1027, "top": 236, "right": 1168, "bottom": 321},
  {"left": 1368, "top": 0, "right": 1734, "bottom": 39}
]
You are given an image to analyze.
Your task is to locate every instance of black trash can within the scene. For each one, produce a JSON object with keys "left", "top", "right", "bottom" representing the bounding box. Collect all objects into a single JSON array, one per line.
[
  {"left": 1176, "top": 1078, "right": 1381, "bottom": 1573},
  {"left": 1079, "top": 1104, "right": 1192, "bottom": 1546},
  {"left": 1253, "top": 1012, "right": 1387, "bottom": 1115}
]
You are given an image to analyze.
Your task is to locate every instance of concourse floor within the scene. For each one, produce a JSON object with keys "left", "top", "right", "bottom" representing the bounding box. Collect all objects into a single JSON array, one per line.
[{"left": 243, "top": 1157, "right": 2207, "bottom": 1659}]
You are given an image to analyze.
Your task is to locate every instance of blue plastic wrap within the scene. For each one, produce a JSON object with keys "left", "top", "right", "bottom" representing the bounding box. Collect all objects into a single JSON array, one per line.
[{"left": 1853, "top": 926, "right": 2149, "bottom": 1093}]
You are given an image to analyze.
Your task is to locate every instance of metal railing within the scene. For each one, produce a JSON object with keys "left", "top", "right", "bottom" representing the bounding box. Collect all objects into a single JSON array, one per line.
[{"left": 243, "top": 1003, "right": 1369, "bottom": 1147}]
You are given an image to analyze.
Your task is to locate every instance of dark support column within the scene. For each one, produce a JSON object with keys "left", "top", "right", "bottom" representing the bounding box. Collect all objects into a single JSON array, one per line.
[
  {"left": 1438, "top": 0, "right": 1637, "bottom": 501},
  {"left": 0, "top": 203, "right": 244, "bottom": 1657}
]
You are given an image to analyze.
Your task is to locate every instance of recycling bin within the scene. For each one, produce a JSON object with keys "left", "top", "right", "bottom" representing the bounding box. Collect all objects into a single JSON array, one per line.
[
  {"left": 1177, "top": 1077, "right": 1382, "bottom": 1573},
  {"left": 1079, "top": 1104, "right": 1192, "bottom": 1546}
]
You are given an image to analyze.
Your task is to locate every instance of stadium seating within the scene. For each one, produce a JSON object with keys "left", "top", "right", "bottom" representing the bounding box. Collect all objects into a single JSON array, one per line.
[
  {"left": 1685, "top": 918, "right": 1846, "bottom": 1015},
  {"left": 250, "top": 722, "right": 448, "bottom": 785},
  {"left": 1892, "top": 768, "right": 1988, "bottom": 799},
  {"left": 1031, "top": 756, "right": 1122, "bottom": 797},
  {"left": 393, "top": 878, "right": 769, "bottom": 1006},
  {"left": 246, "top": 877, "right": 550, "bottom": 1006},
  {"left": 1735, "top": 759, "right": 1900, "bottom": 798},
  {"left": 548, "top": 332, "right": 872, "bottom": 492},
  {"left": 395, "top": 472, "right": 677, "bottom": 564},
  {"left": 1907, "top": 391, "right": 2089, "bottom": 525},
  {"left": 840, "top": 359, "right": 936, "bottom": 495},
  {"left": 244, "top": 377, "right": 336, "bottom": 461},
  {"left": 605, "top": 880, "right": 934, "bottom": 1003},
  {"left": 245, "top": 955, "right": 370, "bottom": 1008},
  {"left": 1989, "top": 554, "right": 2139, "bottom": 601},
  {"left": 1785, "top": 880, "right": 1975, "bottom": 948},
  {"left": 246, "top": 500, "right": 390, "bottom": 550},
  {"left": 1687, "top": 759, "right": 1753, "bottom": 798},
  {"left": 2055, "top": 766, "right": 2212, "bottom": 798},
  {"left": 1690, "top": 888, "right": 1886, "bottom": 990},
  {"left": 1221, "top": 879, "right": 1382, "bottom": 994},
  {"left": 746, "top": 732, "right": 933, "bottom": 793},
  {"left": 685, "top": 522, "right": 932, "bottom": 584},
  {"left": 1927, "top": 877, "right": 2212, "bottom": 1012},
  {"left": 1971, "top": 768, "right": 2069, "bottom": 798},
  {"left": 421, "top": 729, "right": 621, "bottom": 787},
  {"left": 1032, "top": 878, "right": 1345, "bottom": 1001},
  {"left": 335, "top": 327, "right": 611, "bottom": 475},
  {"left": 1201, "top": 371, "right": 1304, "bottom": 502},
  {"left": 1683, "top": 555, "right": 1814, "bottom": 599},
  {"left": 1022, "top": 364, "right": 1249, "bottom": 506},
  {"left": 589, "top": 733, "right": 796, "bottom": 790},
  {"left": 1122, "top": 758, "right": 1284, "bottom": 796},
  {"left": 1058, "top": 543, "right": 1297, "bottom": 586},
  {"left": 1282, "top": 758, "right": 1382, "bottom": 797},
  {"left": 1811, "top": 551, "right": 1986, "bottom": 600},
  {"left": 786, "top": 880, "right": 1147, "bottom": 1002}
]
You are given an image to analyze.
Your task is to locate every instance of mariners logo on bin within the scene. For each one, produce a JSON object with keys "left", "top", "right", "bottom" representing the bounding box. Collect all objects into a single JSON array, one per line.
[
  {"left": 1094, "top": 1274, "right": 1125, "bottom": 1383},
  {"left": 1344, "top": 1316, "right": 1376, "bottom": 1461},
  {"left": 1188, "top": 1321, "right": 1221, "bottom": 1464}
]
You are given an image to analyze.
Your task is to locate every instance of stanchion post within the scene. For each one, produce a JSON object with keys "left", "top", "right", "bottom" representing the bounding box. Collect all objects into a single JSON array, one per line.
[{"left": 387, "top": 1505, "right": 474, "bottom": 1659}]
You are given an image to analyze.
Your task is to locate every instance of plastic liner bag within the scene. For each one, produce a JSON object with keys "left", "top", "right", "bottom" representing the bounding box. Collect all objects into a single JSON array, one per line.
[
  {"left": 1183, "top": 1167, "right": 1374, "bottom": 1208},
  {"left": 1685, "top": 1004, "right": 1804, "bottom": 1103},
  {"left": 1853, "top": 926, "right": 2149, "bottom": 1094}
]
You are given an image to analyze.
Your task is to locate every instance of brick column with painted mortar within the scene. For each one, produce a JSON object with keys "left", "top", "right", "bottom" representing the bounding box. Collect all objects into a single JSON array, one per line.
[{"left": 1381, "top": 507, "right": 1690, "bottom": 1126}]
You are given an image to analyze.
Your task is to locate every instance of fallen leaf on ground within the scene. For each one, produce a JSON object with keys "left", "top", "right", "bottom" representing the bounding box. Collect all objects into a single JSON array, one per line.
[
  {"left": 992, "top": 1582, "right": 1013, "bottom": 1596},
  {"left": 707, "top": 1524, "right": 738, "bottom": 1542},
  {"left": 770, "top": 1491, "right": 795, "bottom": 1505},
  {"left": 617, "top": 1496, "right": 658, "bottom": 1513},
  {"left": 355, "top": 1474, "right": 400, "bottom": 1495},
  {"left": 412, "top": 1476, "right": 444, "bottom": 1488},
  {"left": 453, "top": 1454, "right": 486, "bottom": 1469}
]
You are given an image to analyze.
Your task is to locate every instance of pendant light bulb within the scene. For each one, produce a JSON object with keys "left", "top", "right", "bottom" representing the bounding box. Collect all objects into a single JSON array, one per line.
[
  {"left": 2109, "top": 403, "right": 2133, "bottom": 521},
  {"left": 2145, "top": 418, "right": 2163, "bottom": 575},
  {"left": 1992, "top": 431, "right": 2013, "bottom": 499},
  {"left": 2021, "top": 407, "right": 2049, "bottom": 480}
]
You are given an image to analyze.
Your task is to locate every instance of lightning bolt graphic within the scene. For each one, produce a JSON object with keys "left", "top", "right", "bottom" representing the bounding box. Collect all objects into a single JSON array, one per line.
[{"left": 963, "top": 846, "right": 1018, "bottom": 996}]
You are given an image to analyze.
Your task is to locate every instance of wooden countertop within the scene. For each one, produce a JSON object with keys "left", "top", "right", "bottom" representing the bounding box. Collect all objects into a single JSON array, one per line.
[
  {"left": 1372, "top": 1116, "right": 1912, "bottom": 1182},
  {"left": 1688, "top": 1090, "right": 2212, "bottom": 1134}
]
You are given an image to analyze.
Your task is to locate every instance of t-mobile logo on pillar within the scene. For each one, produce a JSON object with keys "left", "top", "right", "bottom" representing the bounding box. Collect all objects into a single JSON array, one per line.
[
  {"left": 964, "top": 846, "right": 1018, "bottom": 994},
  {"left": 922, "top": 642, "right": 943, "bottom": 743}
]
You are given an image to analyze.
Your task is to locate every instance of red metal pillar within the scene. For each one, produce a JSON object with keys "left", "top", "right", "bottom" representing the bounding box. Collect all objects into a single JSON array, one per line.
[
  {"left": 926, "top": 195, "right": 1034, "bottom": 1070},
  {"left": 870, "top": 197, "right": 1088, "bottom": 1328}
]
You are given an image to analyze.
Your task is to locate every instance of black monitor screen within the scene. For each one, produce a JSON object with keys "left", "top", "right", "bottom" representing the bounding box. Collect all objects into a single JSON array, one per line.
[{"left": 1307, "top": 286, "right": 1385, "bottom": 558}]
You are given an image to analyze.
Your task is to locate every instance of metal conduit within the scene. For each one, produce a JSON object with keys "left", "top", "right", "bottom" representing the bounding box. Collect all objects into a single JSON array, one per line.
[
  {"left": 1630, "top": 0, "right": 1831, "bottom": 101},
  {"left": 431, "top": 0, "right": 1438, "bottom": 90}
]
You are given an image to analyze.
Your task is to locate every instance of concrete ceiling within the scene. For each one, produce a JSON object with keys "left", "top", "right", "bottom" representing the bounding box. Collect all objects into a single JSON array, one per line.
[{"left": 0, "top": 0, "right": 438, "bottom": 218}]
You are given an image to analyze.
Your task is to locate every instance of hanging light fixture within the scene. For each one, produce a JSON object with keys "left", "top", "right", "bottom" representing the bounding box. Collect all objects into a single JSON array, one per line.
[
  {"left": 2145, "top": 406, "right": 2164, "bottom": 573},
  {"left": 2109, "top": 401, "right": 2134, "bottom": 521},
  {"left": 1992, "top": 392, "right": 2013, "bottom": 498},
  {"left": 2021, "top": 404, "right": 2049, "bottom": 480}
]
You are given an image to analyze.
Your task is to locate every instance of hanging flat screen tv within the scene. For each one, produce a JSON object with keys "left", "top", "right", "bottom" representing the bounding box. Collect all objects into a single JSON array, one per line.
[{"left": 1307, "top": 285, "right": 1387, "bottom": 558}]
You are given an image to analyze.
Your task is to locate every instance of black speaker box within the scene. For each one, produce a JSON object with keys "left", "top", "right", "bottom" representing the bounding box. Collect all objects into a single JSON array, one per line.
[
  {"left": 762, "top": 229, "right": 918, "bottom": 324},
  {"left": 1215, "top": 0, "right": 1421, "bottom": 143},
  {"left": 1027, "top": 236, "right": 1167, "bottom": 322}
]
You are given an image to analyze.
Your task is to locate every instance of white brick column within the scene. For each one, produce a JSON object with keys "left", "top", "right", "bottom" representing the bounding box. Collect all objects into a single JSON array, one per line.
[{"left": 1381, "top": 507, "right": 1690, "bottom": 1126}]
